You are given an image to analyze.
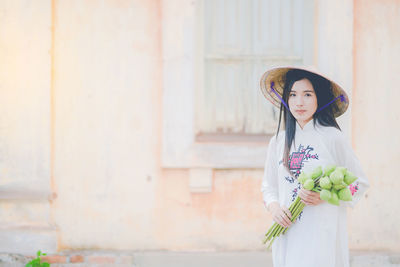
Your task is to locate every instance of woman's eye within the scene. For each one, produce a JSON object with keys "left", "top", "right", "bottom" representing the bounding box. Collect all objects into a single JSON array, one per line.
[
  {"left": 289, "top": 94, "right": 295, "bottom": 97},
  {"left": 306, "top": 93, "right": 312, "bottom": 96}
]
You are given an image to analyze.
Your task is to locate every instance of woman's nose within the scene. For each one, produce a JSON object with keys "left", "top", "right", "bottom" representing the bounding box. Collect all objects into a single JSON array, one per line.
[{"left": 296, "top": 96, "right": 305, "bottom": 105}]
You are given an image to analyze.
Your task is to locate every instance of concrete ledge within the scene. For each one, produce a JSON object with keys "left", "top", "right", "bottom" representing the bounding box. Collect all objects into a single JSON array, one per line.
[
  {"left": 350, "top": 250, "right": 400, "bottom": 267},
  {"left": 0, "top": 190, "right": 55, "bottom": 201},
  {"left": 0, "top": 228, "right": 57, "bottom": 255},
  {"left": 1, "top": 250, "right": 400, "bottom": 267}
]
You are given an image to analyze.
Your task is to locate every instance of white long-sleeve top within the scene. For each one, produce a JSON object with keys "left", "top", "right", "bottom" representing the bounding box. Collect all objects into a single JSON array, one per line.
[{"left": 261, "top": 118, "right": 370, "bottom": 267}]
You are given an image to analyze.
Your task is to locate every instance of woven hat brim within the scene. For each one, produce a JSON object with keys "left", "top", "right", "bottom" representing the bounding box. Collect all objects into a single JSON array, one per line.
[{"left": 260, "top": 66, "right": 349, "bottom": 118}]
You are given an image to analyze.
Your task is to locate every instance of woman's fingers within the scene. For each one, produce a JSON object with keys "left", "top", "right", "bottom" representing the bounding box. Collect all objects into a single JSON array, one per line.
[
  {"left": 275, "top": 215, "right": 284, "bottom": 227},
  {"left": 274, "top": 215, "right": 287, "bottom": 228},
  {"left": 273, "top": 209, "right": 292, "bottom": 227},
  {"left": 281, "top": 206, "right": 292, "bottom": 225},
  {"left": 283, "top": 206, "right": 292, "bottom": 220},
  {"left": 299, "top": 190, "right": 307, "bottom": 201},
  {"left": 301, "top": 188, "right": 319, "bottom": 198},
  {"left": 299, "top": 188, "right": 322, "bottom": 205},
  {"left": 299, "top": 193, "right": 316, "bottom": 203},
  {"left": 299, "top": 188, "right": 314, "bottom": 199},
  {"left": 301, "top": 196, "right": 322, "bottom": 205},
  {"left": 299, "top": 193, "right": 316, "bottom": 205},
  {"left": 280, "top": 212, "right": 292, "bottom": 227}
]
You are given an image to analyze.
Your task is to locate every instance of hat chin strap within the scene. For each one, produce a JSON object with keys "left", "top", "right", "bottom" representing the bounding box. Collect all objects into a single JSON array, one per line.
[
  {"left": 270, "top": 81, "right": 347, "bottom": 115},
  {"left": 315, "top": 94, "right": 347, "bottom": 113},
  {"left": 270, "top": 81, "right": 290, "bottom": 111}
]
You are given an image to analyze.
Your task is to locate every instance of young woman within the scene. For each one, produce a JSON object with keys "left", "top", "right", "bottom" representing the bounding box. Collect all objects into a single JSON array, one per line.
[{"left": 259, "top": 66, "right": 370, "bottom": 267}]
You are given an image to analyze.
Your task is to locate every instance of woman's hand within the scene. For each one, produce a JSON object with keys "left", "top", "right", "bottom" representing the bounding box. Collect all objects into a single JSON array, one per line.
[
  {"left": 268, "top": 202, "right": 292, "bottom": 228},
  {"left": 298, "top": 187, "right": 324, "bottom": 206}
]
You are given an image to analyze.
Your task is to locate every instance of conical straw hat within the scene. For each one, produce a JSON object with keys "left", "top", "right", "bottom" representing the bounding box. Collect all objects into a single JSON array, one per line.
[{"left": 259, "top": 65, "right": 349, "bottom": 118}]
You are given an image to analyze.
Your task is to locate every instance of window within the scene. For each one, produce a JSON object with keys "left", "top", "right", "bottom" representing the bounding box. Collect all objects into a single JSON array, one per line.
[
  {"left": 197, "top": 0, "right": 315, "bottom": 142},
  {"left": 161, "top": 0, "right": 355, "bottom": 171}
]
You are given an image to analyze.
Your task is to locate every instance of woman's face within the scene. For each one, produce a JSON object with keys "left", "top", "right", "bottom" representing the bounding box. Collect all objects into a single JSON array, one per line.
[{"left": 288, "top": 78, "right": 318, "bottom": 127}]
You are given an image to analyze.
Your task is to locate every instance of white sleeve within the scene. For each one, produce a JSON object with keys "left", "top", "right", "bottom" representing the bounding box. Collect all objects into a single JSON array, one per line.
[
  {"left": 332, "top": 131, "right": 370, "bottom": 209},
  {"left": 261, "top": 135, "right": 279, "bottom": 210}
]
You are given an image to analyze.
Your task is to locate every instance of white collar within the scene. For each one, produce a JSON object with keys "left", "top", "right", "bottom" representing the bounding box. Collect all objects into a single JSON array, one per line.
[{"left": 295, "top": 118, "right": 317, "bottom": 132}]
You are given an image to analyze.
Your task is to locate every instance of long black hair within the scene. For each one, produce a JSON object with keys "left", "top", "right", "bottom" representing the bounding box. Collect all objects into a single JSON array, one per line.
[{"left": 275, "top": 69, "right": 342, "bottom": 173}]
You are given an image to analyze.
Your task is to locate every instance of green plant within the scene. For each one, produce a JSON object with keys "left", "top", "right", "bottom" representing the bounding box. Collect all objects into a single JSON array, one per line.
[{"left": 26, "top": 250, "right": 50, "bottom": 267}]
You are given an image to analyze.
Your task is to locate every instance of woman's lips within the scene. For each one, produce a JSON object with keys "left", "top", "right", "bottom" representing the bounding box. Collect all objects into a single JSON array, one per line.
[{"left": 296, "top": 110, "right": 306, "bottom": 114}]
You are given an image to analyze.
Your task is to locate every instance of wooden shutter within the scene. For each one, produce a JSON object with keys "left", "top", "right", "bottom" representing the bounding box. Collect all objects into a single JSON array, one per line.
[{"left": 198, "top": 0, "right": 314, "bottom": 137}]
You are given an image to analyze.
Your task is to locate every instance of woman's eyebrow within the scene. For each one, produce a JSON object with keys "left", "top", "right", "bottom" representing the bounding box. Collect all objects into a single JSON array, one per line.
[{"left": 290, "top": 90, "right": 314, "bottom": 93}]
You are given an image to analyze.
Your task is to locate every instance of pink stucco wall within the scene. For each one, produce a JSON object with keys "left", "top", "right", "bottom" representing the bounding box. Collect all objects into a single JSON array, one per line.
[{"left": 0, "top": 0, "right": 398, "bottom": 254}]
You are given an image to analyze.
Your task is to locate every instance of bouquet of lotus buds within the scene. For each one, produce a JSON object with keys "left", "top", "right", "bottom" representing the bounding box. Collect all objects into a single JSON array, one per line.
[{"left": 263, "top": 164, "right": 358, "bottom": 249}]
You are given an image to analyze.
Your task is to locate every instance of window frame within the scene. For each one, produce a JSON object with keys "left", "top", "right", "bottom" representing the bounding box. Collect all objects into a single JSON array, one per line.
[{"left": 161, "top": 0, "right": 353, "bottom": 169}]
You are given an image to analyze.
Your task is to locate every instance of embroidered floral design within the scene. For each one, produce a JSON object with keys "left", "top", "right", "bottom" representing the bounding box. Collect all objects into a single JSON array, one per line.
[
  {"left": 289, "top": 152, "right": 305, "bottom": 169},
  {"left": 289, "top": 183, "right": 305, "bottom": 221},
  {"left": 282, "top": 144, "right": 319, "bottom": 184},
  {"left": 298, "top": 210, "right": 303, "bottom": 221},
  {"left": 289, "top": 145, "right": 319, "bottom": 174},
  {"left": 349, "top": 181, "right": 359, "bottom": 196},
  {"left": 285, "top": 176, "right": 295, "bottom": 183},
  {"left": 291, "top": 183, "right": 302, "bottom": 202},
  {"left": 283, "top": 144, "right": 319, "bottom": 222}
]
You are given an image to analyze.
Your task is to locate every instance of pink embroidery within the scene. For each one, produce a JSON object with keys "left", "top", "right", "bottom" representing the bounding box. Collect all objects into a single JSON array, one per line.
[
  {"left": 349, "top": 183, "right": 359, "bottom": 196},
  {"left": 289, "top": 152, "right": 305, "bottom": 169},
  {"left": 286, "top": 144, "right": 319, "bottom": 185}
]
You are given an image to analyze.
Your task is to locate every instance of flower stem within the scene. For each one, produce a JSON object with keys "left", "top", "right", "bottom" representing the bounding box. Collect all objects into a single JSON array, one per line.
[
  {"left": 289, "top": 197, "right": 300, "bottom": 213},
  {"left": 290, "top": 197, "right": 301, "bottom": 217},
  {"left": 267, "top": 235, "right": 277, "bottom": 250},
  {"left": 275, "top": 198, "right": 302, "bottom": 237},
  {"left": 263, "top": 223, "right": 277, "bottom": 244},
  {"left": 282, "top": 202, "right": 305, "bottom": 235},
  {"left": 264, "top": 222, "right": 276, "bottom": 237},
  {"left": 264, "top": 196, "right": 305, "bottom": 247},
  {"left": 271, "top": 224, "right": 281, "bottom": 237}
]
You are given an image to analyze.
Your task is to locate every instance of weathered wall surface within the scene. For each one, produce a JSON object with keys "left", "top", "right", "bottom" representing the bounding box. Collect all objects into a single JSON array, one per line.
[
  {"left": 351, "top": 0, "right": 400, "bottom": 251},
  {"left": 0, "top": 0, "right": 398, "bottom": 254}
]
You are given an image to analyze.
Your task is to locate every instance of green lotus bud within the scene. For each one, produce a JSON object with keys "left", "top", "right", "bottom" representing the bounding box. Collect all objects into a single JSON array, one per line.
[
  {"left": 304, "top": 179, "right": 315, "bottom": 190},
  {"left": 328, "top": 190, "right": 339, "bottom": 206},
  {"left": 320, "top": 176, "right": 332, "bottom": 190},
  {"left": 323, "top": 164, "right": 336, "bottom": 177},
  {"left": 311, "top": 166, "right": 323, "bottom": 180},
  {"left": 320, "top": 189, "right": 332, "bottom": 202},
  {"left": 336, "top": 166, "right": 347, "bottom": 175},
  {"left": 333, "top": 181, "right": 348, "bottom": 190},
  {"left": 329, "top": 170, "right": 344, "bottom": 185},
  {"left": 344, "top": 170, "right": 357, "bottom": 185},
  {"left": 298, "top": 172, "right": 309, "bottom": 184},
  {"left": 338, "top": 187, "right": 353, "bottom": 201}
]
